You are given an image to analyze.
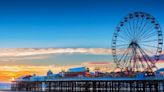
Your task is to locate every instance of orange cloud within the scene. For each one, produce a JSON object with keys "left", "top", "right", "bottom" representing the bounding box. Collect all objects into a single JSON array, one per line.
[
  {"left": 0, "top": 64, "right": 85, "bottom": 82},
  {"left": 0, "top": 65, "right": 57, "bottom": 82}
]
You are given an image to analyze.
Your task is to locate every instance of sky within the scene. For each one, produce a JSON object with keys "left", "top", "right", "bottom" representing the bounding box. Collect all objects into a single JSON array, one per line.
[
  {"left": 0, "top": 0, "right": 163, "bottom": 48},
  {"left": 0, "top": 0, "right": 163, "bottom": 82}
]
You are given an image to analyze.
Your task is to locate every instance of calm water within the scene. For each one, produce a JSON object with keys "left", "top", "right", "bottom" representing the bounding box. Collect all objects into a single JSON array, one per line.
[{"left": 0, "top": 83, "right": 11, "bottom": 91}]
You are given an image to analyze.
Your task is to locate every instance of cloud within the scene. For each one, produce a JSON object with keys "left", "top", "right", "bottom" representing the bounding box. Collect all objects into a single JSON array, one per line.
[
  {"left": 0, "top": 48, "right": 111, "bottom": 57},
  {"left": 0, "top": 48, "right": 162, "bottom": 63},
  {"left": 0, "top": 48, "right": 112, "bottom": 61},
  {"left": 82, "top": 62, "right": 112, "bottom": 65},
  {"left": 0, "top": 55, "right": 50, "bottom": 62}
]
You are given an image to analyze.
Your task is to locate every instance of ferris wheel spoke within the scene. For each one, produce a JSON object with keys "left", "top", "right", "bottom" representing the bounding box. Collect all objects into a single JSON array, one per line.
[
  {"left": 140, "top": 31, "right": 157, "bottom": 41},
  {"left": 138, "top": 19, "right": 152, "bottom": 37},
  {"left": 128, "top": 19, "right": 133, "bottom": 37},
  {"left": 121, "top": 50, "right": 131, "bottom": 67},
  {"left": 121, "top": 26, "right": 133, "bottom": 40},
  {"left": 117, "top": 39, "right": 130, "bottom": 43},
  {"left": 137, "top": 20, "right": 150, "bottom": 39},
  {"left": 137, "top": 47, "right": 153, "bottom": 70},
  {"left": 140, "top": 44, "right": 157, "bottom": 50},
  {"left": 117, "top": 51, "right": 126, "bottom": 56},
  {"left": 123, "top": 21, "right": 133, "bottom": 37},
  {"left": 137, "top": 19, "right": 147, "bottom": 38},
  {"left": 133, "top": 49, "right": 139, "bottom": 71},
  {"left": 117, "top": 47, "right": 128, "bottom": 51},
  {"left": 117, "top": 38, "right": 130, "bottom": 44},
  {"left": 123, "top": 56, "right": 130, "bottom": 67},
  {"left": 138, "top": 25, "right": 154, "bottom": 39},
  {"left": 117, "top": 49, "right": 129, "bottom": 55},
  {"left": 117, "top": 50, "right": 129, "bottom": 56},
  {"left": 121, "top": 26, "right": 133, "bottom": 37},
  {"left": 142, "top": 20, "right": 154, "bottom": 31},
  {"left": 139, "top": 39, "right": 158, "bottom": 43},
  {"left": 117, "top": 49, "right": 129, "bottom": 53},
  {"left": 116, "top": 44, "right": 129, "bottom": 48},
  {"left": 139, "top": 37, "right": 157, "bottom": 43},
  {"left": 140, "top": 27, "right": 156, "bottom": 39},
  {"left": 142, "top": 27, "right": 157, "bottom": 37},
  {"left": 135, "top": 17, "right": 145, "bottom": 38},
  {"left": 118, "top": 48, "right": 130, "bottom": 62},
  {"left": 132, "top": 17, "right": 137, "bottom": 37},
  {"left": 126, "top": 18, "right": 133, "bottom": 37},
  {"left": 140, "top": 44, "right": 158, "bottom": 49},
  {"left": 136, "top": 50, "right": 146, "bottom": 71},
  {"left": 117, "top": 34, "right": 131, "bottom": 42},
  {"left": 138, "top": 49, "right": 149, "bottom": 67},
  {"left": 140, "top": 41, "right": 157, "bottom": 46},
  {"left": 135, "top": 17, "right": 140, "bottom": 32},
  {"left": 140, "top": 46, "right": 155, "bottom": 55},
  {"left": 120, "top": 29, "right": 131, "bottom": 40},
  {"left": 132, "top": 18, "right": 136, "bottom": 38},
  {"left": 141, "top": 51, "right": 154, "bottom": 68},
  {"left": 140, "top": 47, "right": 157, "bottom": 56},
  {"left": 128, "top": 51, "right": 133, "bottom": 69},
  {"left": 134, "top": 18, "right": 141, "bottom": 39},
  {"left": 137, "top": 49, "right": 146, "bottom": 71},
  {"left": 137, "top": 24, "right": 154, "bottom": 40},
  {"left": 134, "top": 17, "right": 143, "bottom": 39},
  {"left": 138, "top": 46, "right": 155, "bottom": 63},
  {"left": 129, "top": 18, "right": 136, "bottom": 36},
  {"left": 125, "top": 49, "right": 133, "bottom": 64},
  {"left": 123, "top": 49, "right": 133, "bottom": 67}
]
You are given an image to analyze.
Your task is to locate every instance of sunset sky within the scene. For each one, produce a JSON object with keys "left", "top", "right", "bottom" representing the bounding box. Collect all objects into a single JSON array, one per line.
[{"left": 0, "top": 0, "right": 163, "bottom": 82}]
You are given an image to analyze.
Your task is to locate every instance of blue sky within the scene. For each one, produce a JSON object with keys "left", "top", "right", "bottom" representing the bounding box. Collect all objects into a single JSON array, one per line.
[
  {"left": 0, "top": 0, "right": 163, "bottom": 66},
  {"left": 0, "top": 0, "right": 163, "bottom": 48}
]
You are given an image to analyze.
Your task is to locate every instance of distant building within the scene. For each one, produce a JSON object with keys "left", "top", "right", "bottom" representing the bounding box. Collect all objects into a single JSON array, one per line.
[
  {"left": 156, "top": 68, "right": 164, "bottom": 76},
  {"left": 82, "top": 62, "right": 115, "bottom": 72},
  {"left": 47, "top": 70, "right": 53, "bottom": 76}
]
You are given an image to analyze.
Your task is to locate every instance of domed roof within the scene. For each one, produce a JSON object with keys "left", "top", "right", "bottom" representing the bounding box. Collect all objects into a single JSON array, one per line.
[{"left": 47, "top": 70, "right": 53, "bottom": 76}]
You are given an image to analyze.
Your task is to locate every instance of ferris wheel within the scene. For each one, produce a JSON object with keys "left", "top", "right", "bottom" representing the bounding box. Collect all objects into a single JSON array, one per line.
[{"left": 112, "top": 12, "right": 163, "bottom": 72}]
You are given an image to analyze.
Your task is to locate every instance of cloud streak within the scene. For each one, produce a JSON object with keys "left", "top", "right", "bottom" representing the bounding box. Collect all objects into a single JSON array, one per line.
[
  {"left": 0, "top": 48, "right": 111, "bottom": 57},
  {"left": 0, "top": 48, "right": 112, "bottom": 64},
  {"left": 0, "top": 48, "right": 163, "bottom": 62}
]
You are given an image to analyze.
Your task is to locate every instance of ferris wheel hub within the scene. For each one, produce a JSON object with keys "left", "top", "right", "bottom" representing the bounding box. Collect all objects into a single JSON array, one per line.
[{"left": 129, "top": 41, "right": 138, "bottom": 46}]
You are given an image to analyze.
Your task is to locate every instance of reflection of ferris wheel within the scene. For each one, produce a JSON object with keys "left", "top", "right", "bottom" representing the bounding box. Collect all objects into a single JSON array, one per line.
[{"left": 112, "top": 12, "right": 163, "bottom": 72}]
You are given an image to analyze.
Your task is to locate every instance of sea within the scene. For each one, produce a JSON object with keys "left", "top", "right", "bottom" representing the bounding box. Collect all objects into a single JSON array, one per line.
[{"left": 0, "top": 83, "right": 11, "bottom": 92}]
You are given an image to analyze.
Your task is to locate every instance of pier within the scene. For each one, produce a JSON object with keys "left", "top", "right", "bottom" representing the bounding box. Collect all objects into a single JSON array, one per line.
[{"left": 11, "top": 77, "right": 164, "bottom": 92}]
